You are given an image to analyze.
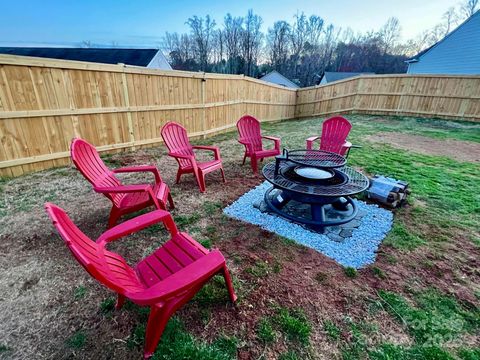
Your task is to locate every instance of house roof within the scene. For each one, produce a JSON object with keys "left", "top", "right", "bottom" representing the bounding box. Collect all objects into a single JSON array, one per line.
[
  {"left": 0, "top": 47, "right": 160, "bottom": 67},
  {"left": 406, "top": 10, "right": 480, "bottom": 63},
  {"left": 320, "top": 71, "right": 375, "bottom": 83},
  {"left": 260, "top": 70, "right": 300, "bottom": 88}
]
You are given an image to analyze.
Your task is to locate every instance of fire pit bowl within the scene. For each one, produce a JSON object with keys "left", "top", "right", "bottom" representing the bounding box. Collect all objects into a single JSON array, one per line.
[{"left": 262, "top": 149, "right": 369, "bottom": 232}]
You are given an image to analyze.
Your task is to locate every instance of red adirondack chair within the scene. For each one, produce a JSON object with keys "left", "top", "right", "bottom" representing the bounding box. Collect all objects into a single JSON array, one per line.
[
  {"left": 306, "top": 116, "right": 356, "bottom": 156},
  {"left": 236, "top": 115, "right": 281, "bottom": 174},
  {"left": 70, "top": 138, "right": 174, "bottom": 228},
  {"left": 45, "top": 203, "right": 237, "bottom": 359},
  {"left": 160, "top": 122, "right": 225, "bottom": 193}
]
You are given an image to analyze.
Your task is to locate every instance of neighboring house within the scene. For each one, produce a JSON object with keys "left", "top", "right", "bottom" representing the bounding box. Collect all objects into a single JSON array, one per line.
[
  {"left": 406, "top": 10, "right": 480, "bottom": 74},
  {"left": 319, "top": 72, "right": 375, "bottom": 85},
  {"left": 260, "top": 70, "right": 299, "bottom": 88},
  {"left": 0, "top": 47, "right": 172, "bottom": 70}
]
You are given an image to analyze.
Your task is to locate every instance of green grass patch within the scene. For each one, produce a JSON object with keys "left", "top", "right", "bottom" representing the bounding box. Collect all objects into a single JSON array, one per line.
[
  {"left": 245, "top": 260, "right": 272, "bottom": 278},
  {"left": 256, "top": 317, "right": 276, "bottom": 343},
  {"left": 378, "top": 289, "right": 479, "bottom": 346},
  {"left": 372, "top": 267, "right": 386, "bottom": 279},
  {"left": 203, "top": 201, "right": 223, "bottom": 215},
  {"left": 148, "top": 317, "right": 237, "bottom": 360},
  {"left": 458, "top": 348, "right": 480, "bottom": 360},
  {"left": 193, "top": 276, "right": 239, "bottom": 306},
  {"left": 174, "top": 213, "right": 201, "bottom": 228},
  {"left": 73, "top": 285, "right": 87, "bottom": 300},
  {"left": 323, "top": 320, "right": 341, "bottom": 341},
  {"left": 66, "top": 330, "right": 87, "bottom": 349},
  {"left": 384, "top": 221, "right": 426, "bottom": 250},
  {"left": 0, "top": 344, "right": 10, "bottom": 352},
  {"left": 369, "top": 343, "right": 454, "bottom": 360},
  {"left": 275, "top": 308, "right": 312, "bottom": 345},
  {"left": 99, "top": 297, "right": 116, "bottom": 314},
  {"left": 343, "top": 267, "right": 357, "bottom": 278}
]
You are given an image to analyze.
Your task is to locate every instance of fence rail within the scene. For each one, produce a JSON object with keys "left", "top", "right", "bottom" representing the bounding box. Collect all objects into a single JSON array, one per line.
[{"left": 0, "top": 54, "right": 479, "bottom": 177}]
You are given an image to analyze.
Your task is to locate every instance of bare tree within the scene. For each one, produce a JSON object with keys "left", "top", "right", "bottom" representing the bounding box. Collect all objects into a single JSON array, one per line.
[
  {"left": 186, "top": 15, "right": 216, "bottom": 71},
  {"left": 267, "top": 21, "right": 291, "bottom": 73},
  {"left": 378, "top": 17, "right": 401, "bottom": 54},
  {"left": 460, "top": 0, "right": 479, "bottom": 18},
  {"left": 223, "top": 13, "right": 243, "bottom": 73},
  {"left": 242, "top": 10, "right": 263, "bottom": 77},
  {"left": 442, "top": 7, "right": 459, "bottom": 35}
]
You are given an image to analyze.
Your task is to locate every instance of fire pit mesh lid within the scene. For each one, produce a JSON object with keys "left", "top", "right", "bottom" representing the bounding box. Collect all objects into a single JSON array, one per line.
[
  {"left": 286, "top": 149, "right": 346, "bottom": 168},
  {"left": 263, "top": 162, "right": 369, "bottom": 197}
]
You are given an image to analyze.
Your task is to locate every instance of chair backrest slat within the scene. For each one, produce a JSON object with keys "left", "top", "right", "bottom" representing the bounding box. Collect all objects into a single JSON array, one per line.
[
  {"left": 70, "top": 139, "right": 123, "bottom": 206},
  {"left": 320, "top": 116, "right": 352, "bottom": 155},
  {"left": 237, "top": 115, "right": 263, "bottom": 151},
  {"left": 161, "top": 122, "right": 195, "bottom": 167},
  {"left": 45, "top": 203, "right": 144, "bottom": 294}
]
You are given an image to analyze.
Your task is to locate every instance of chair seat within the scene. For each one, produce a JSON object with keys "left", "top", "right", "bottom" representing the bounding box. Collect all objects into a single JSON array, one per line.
[
  {"left": 136, "top": 234, "right": 209, "bottom": 288},
  {"left": 182, "top": 159, "right": 223, "bottom": 172},
  {"left": 249, "top": 148, "right": 281, "bottom": 158},
  {"left": 119, "top": 182, "right": 169, "bottom": 210}
]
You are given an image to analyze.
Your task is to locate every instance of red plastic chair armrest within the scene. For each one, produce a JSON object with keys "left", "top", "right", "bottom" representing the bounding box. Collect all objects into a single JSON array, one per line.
[
  {"left": 342, "top": 141, "right": 353, "bottom": 149},
  {"left": 192, "top": 145, "right": 220, "bottom": 160},
  {"left": 238, "top": 139, "right": 254, "bottom": 153},
  {"left": 169, "top": 152, "right": 194, "bottom": 160},
  {"left": 127, "top": 250, "right": 226, "bottom": 305},
  {"left": 262, "top": 136, "right": 281, "bottom": 150},
  {"left": 96, "top": 209, "right": 178, "bottom": 245},
  {"left": 306, "top": 136, "right": 321, "bottom": 150},
  {"left": 113, "top": 166, "right": 161, "bottom": 183},
  {"left": 306, "top": 136, "right": 321, "bottom": 142},
  {"left": 93, "top": 184, "right": 151, "bottom": 193}
]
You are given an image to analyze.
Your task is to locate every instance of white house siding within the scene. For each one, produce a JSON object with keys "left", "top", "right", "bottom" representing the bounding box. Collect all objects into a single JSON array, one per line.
[
  {"left": 407, "top": 12, "right": 480, "bottom": 74},
  {"left": 147, "top": 50, "right": 172, "bottom": 70},
  {"left": 260, "top": 71, "right": 299, "bottom": 88}
]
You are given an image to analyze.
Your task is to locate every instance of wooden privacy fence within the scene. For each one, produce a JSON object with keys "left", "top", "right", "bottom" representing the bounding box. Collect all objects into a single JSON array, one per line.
[
  {"left": 0, "top": 54, "right": 479, "bottom": 177},
  {"left": 0, "top": 55, "right": 296, "bottom": 176},
  {"left": 296, "top": 74, "right": 480, "bottom": 121}
]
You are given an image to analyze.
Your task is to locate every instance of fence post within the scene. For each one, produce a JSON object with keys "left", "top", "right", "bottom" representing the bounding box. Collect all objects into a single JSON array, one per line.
[
  {"left": 201, "top": 72, "right": 207, "bottom": 139},
  {"left": 119, "top": 64, "right": 136, "bottom": 150}
]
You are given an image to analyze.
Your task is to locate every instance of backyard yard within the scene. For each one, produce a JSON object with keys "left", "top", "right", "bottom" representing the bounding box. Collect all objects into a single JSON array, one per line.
[{"left": 0, "top": 114, "right": 479, "bottom": 360}]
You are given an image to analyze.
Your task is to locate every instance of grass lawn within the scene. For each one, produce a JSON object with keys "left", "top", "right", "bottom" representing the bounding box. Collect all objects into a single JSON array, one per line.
[{"left": 0, "top": 114, "right": 479, "bottom": 359}]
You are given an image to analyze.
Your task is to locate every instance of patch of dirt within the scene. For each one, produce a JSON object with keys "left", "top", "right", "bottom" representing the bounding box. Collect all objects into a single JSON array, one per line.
[{"left": 365, "top": 132, "right": 480, "bottom": 162}]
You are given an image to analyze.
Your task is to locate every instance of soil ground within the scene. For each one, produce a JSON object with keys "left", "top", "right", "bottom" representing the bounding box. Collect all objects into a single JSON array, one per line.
[
  {"left": 365, "top": 132, "right": 480, "bottom": 163},
  {"left": 0, "top": 115, "right": 478, "bottom": 360}
]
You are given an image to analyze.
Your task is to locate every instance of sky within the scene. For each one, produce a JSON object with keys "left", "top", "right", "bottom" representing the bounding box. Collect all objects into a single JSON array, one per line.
[{"left": 0, "top": 0, "right": 459, "bottom": 48}]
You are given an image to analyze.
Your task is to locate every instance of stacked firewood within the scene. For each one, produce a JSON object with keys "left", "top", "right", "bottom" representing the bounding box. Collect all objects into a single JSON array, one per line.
[{"left": 366, "top": 175, "right": 410, "bottom": 208}]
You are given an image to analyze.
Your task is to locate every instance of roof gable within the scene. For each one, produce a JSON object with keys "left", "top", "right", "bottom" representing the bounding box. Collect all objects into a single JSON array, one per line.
[
  {"left": 260, "top": 70, "right": 299, "bottom": 88},
  {"left": 407, "top": 10, "right": 480, "bottom": 62}
]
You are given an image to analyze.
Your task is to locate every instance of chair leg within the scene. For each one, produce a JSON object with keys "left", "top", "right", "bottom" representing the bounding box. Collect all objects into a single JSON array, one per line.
[
  {"left": 242, "top": 152, "right": 247, "bottom": 165},
  {"left": 108, "top": 208, "right": 121, "bottom": 229},
  {"left": 175, "top": 170, "right": 182, "bottom": 184},
  {"left": 250, "top": 156, "right": 258, "bottom": 175},
  {"left": 115, "top": 294, "right": 126, "bottom": 310},
  {"left": 220, "top": 167, "right": 226, "bottom": 183},
  {"left": 193, "top": 169, "right": 205, "bottom": 192},
  {"left": 167, "top": 192, "right": 175, "bottom": 209},
  {"left": 143, "top": 304, "right": 170, "bottom": 359},
  {"left": 222, "top": 265, "right": 238, "bottom": 303}
]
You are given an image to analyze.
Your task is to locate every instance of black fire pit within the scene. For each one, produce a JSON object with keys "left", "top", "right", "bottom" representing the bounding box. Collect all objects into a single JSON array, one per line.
[{"left": 262, "top": 149, "right": 369, "bottom": 232}]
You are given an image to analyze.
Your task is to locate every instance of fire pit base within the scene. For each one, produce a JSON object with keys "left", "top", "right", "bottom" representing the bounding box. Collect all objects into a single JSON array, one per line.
[
  {"left": 224, "top": 182, "right": 393, "bottom": 268},
  {"left": 264, "top": 187, "right": 358, "bottom": 232}
]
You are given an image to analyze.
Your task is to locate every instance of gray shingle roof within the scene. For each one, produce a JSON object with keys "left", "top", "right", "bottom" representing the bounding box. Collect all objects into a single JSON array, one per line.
[
  {"left": 321, "top": 72, "right": 375, "bottom": 83},
  {"left": 0, "top": 47, "right": 159, "bottom": 66}
]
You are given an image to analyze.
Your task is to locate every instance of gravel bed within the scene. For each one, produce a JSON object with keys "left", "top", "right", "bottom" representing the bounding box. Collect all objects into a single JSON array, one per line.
[{"left": 224, "top": 182, "right": 393, "bottom": 268}]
